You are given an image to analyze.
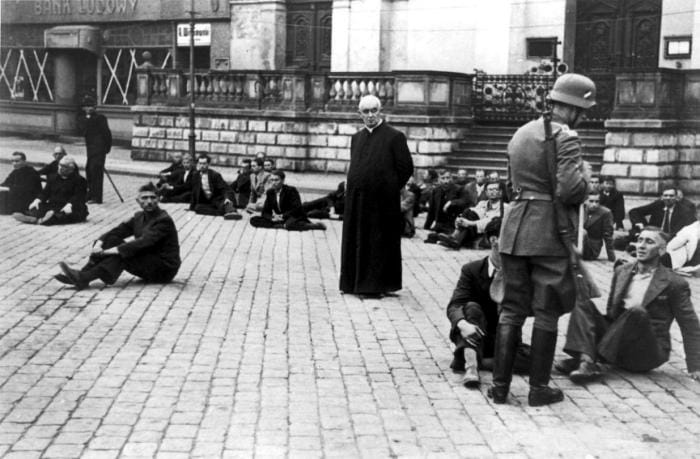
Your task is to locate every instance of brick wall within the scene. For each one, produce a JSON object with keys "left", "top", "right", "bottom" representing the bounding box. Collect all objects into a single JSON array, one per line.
[{"left": 130, "top": 107, "right": 470, "bottom": 173}]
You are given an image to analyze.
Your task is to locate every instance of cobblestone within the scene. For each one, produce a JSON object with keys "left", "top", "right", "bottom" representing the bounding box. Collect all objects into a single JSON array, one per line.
[{"left": 2, "top": 165, "right": 700, "bottom": 457}]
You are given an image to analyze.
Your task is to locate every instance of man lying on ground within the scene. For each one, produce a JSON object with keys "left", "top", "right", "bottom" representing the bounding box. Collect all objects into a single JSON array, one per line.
[{"left": 55, "top": 182, "right": 181, "bottom": 290}]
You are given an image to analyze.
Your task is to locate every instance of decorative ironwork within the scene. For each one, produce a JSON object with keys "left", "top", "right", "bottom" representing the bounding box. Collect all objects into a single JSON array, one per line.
[{"left": 472, "top": 74, "right": 553, "bottom": 121}]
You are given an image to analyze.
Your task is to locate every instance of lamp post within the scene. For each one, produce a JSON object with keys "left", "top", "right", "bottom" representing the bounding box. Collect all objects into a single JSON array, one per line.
[{"left": 188, "top": 0, "right": 196, "bottom": 159}]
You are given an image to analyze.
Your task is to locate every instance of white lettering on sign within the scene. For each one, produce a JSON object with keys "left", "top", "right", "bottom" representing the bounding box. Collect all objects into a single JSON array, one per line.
[
  {"left": 34, "top": 0, "right": 138, "bottom": 15},
  {"left": 176, "top": 24, "right": 212, "bottom": 47}
]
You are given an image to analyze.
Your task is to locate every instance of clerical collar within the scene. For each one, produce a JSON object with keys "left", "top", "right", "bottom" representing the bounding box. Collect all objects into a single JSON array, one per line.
[{"left": 364, "top": 119, "right": 383, "bottom": 133}]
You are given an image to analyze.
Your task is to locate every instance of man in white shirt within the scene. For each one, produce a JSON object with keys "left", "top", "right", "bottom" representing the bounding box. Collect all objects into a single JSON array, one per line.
[{"left": 438, "top": 181, "right": 504, "bottom": 249}]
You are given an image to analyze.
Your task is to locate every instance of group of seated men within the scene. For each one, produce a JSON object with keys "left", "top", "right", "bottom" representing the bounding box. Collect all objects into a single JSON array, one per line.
[
  {"left": 154, "top": 152, "right": 328, "bottom": 231},
  {"left": 1, "top": 148, "right": 89, "bottom": 226}
]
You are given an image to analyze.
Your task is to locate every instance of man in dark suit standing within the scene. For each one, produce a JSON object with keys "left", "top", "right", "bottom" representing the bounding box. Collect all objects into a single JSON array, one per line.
[
  {"left": 446, "top": 218, "right": 530, "bottom": 388},
  {"left": 582, "top": 192, "right": 616, "bottom": 262},
  {"left": 491, "top": 73, "right": 594, "bottom": 407},
  {"left": 340, "top": 95, "right": 413, "bottom": 298},
  {"left": 14, "top": 156, "right": 88, "bottom": 226},
  {"left": 55, "top": 182, "right": 181, "bottom": 290},
  {"left": 80, "top": 95, "right": 112, "bottom": 204},
  {"left": 629, "top": 187, "right": 694, "bottom": 239},
  {"left": 557, "top": 227, "right": 700, "bottom": 384},
  {"left": 190, "top": 154, "right": 241, "bottom": 220},
  {"left": 250, "top": 170, "right": 325, "bottom": 231},
  {"left": 1, "top": 151, "right": 42, "bottom": 214}
]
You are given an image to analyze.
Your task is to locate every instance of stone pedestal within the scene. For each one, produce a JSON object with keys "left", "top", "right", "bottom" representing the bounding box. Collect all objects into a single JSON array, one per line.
[{"left": 230, "top": 0, "right": 286, "bottom": 70}]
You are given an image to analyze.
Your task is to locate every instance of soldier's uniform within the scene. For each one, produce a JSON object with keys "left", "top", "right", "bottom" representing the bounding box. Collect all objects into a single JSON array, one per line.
[{"left": 490, "top": 73, "right": 596, "bottom": 407}]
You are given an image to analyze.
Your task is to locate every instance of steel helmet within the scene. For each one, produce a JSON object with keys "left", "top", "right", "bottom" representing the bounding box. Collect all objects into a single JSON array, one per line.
[{"left": 548, "top": 73, "right": 596, "bottom": 109}]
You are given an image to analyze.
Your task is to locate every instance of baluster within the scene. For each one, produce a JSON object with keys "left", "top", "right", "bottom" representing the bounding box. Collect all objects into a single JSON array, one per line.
[
  {"left": 385, "top": 80, "right": 394, "bottom": 105},
  {"left": 377, "top": 80, "right": 387, "bottom": 102},
  {"left": 212, "top": 75, "right": 221, "bottom": 100},
  {"left": 328, "top": 79, "right": 337, "bottom": 100},
  {"left": 338, "top": 80, "right": 346, "bottom": 101},
  {"left": 356, "top": 81, "right": 365, "bottom": 99},
  {"left": 234, "top": 77, "right": 243, "bottom": 101},
  {"left": 152, "top": 74, "right": 160, "bottom": 97},
  {"left": 367, "top": 80, "right": 376, "bottom": 97},
  {"left": 206, "top": 75, "right": 214, "bottom": 100},
  {"left": 159, "top": 74, "right": 168, "bottom": 97},
  {"left": 185, "top": 75, "right": 192, "bottom": 98},
  {"left": 197, "top": 75, "right": 205, "bottom": 100}
]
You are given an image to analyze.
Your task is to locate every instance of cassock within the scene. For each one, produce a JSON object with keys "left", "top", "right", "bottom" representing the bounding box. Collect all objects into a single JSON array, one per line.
[
  {"left": 339, "top": 121, "right": 413, "bottom": 295},
  {"left": 1, "top": 165, "right": 42, "bottom": 213}
]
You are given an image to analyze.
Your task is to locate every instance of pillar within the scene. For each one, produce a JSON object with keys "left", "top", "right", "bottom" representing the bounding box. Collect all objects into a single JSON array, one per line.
[
  {"left": 53, "top": 52, "right": 77, "bottom": 105},
  {"left": 230, "top": 0, "right": 286, "bottom": 70}
]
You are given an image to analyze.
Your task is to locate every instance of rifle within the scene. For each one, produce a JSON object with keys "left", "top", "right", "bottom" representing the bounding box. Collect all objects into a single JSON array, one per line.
[{"left": 543, "top": 111, "right": 601, "bottom": 302}]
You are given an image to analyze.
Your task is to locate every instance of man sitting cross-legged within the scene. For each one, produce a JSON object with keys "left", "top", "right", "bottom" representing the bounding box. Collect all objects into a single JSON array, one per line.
[
  {"left": 55, "top": 182, "right": 181, "bottom": 290},
  {"left": 159, "top": 154, "right": 196, "bottom": 203},
  {"left": 556, "top": 226, "right": 700, "bottom": 384},
  {"left": 250, "top": 170, "right": 326, "bottom": 231},
  {"left": 14, "top": 156, "right": 88, "bottom": 226},
  {"left": 438, "top": 180, "right": 505, "bottom": 250},
  {"left": 190, "top": 153, "right": 241, "bottom": 220},
  {"left": 446, "top": 217, "right": 530, "bottom": 388}
]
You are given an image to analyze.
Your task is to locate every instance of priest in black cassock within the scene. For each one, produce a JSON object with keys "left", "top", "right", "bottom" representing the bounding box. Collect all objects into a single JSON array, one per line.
[{"left": 339, "top": 95, "right": 414, "bottom": 298}]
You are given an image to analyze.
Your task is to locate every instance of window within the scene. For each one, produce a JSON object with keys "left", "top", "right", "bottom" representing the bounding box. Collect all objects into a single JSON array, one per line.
[
  {"left": 665, "top": 36, "right": 691, "bottom": 59},
  {"left": 527, "top": 37, "right": 557, "bottom": 59}
]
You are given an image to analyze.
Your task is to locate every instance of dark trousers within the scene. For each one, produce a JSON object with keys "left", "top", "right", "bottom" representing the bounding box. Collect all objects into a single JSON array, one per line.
[
  {"left": 449, "top": 302, "right": 530, "bottom": 373},
  {"left": 160, "top": 190, "right": 192, "bottom": 204},
  {"left": 250, "top": 216, "right": 324, "bottom": 231},
  {"left": 563, "top": 301, "right": 668, "bottom": 372},
  {"left": 86, "top": 155, "right": 105, "bottom": 203},
  {"left": 27, "top": 202, "right": 86, "bottom": 225},
  {"left": 193, "top": 194, "right": 233, "bottom": 216},
  {"left": 81, "top": 235, "right": 178, "bottom": 285},
  {"left": 499, "top": 254, "right": 574, "bottom": 332}
]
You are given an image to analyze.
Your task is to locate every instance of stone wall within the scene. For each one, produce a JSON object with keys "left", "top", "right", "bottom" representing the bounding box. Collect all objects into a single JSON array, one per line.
[{"left": 130, "top": 106, "right": 470, "bottom": 173}]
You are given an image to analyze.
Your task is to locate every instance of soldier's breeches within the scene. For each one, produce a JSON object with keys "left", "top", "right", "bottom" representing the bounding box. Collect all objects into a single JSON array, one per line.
[{"left": 499, "top": 254, "right": 574, "bottom": 332}]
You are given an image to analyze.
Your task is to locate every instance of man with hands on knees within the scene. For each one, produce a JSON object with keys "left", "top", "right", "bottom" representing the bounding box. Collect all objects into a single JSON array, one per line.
[{"left": 55, "top": 182, "right": 181, "bottom": 290}]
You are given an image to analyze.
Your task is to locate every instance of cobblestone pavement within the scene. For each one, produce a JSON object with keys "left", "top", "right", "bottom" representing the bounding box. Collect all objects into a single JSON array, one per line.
[{"left": 1, "top": 169, "right": 700, "bottom": 458}]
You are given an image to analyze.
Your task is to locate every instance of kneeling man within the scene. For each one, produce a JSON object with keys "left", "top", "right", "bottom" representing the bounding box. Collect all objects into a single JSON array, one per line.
[
  {"left": 446, "top": 218, "right": 530, "bottom": 388},
  {"left": 55, "top": 182, "right": 181, "bottom": 289},
  {"left": 558, "top": 226, "right": 700, "bottom": 383},
  {"left": 250, "top": 170, "right": 326, "bottom": 231}
]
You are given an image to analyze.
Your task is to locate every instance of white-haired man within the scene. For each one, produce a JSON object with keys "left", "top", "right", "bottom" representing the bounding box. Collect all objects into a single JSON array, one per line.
[{"left": 339, "top": 95, "right": 414, "bottom": 298}]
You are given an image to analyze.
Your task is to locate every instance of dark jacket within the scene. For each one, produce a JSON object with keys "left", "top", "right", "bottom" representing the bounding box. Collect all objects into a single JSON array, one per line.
[
  {"left": 39, "top": 172, "right": 88, "bottom": 218},
  {"left": 231, "top": 167, "right": 252, "bottom": 207},
  {"left": 1, "top": 165, "right": 42, "bottom": 213},
  {"left": 600, "top": 188, "right": 625, "bottom": 229},
  {"left": 424, "top": 182, "right": 460, "bottom": 230},
  {"left": 170, "top": 167, "right": 196, "bottom": 195},
  {"left": 583, "top": 205, "right": 615, "bottom": 261},
  {"left": 158, "top": 162, "right": 185, "bottom": 186},
  {"left": 190, "top": 169, "right": 231, "bottom": 210},
  {"left": 606, "top": 262, "right": 700, "bottom": 372},
  {"left": 261, "top": 184, "right": 307, "bottom": 222},
  {"left": 37, "top": 160, "right": 60, "bottom": 179},
  {"left": 629, "top": 200, "right": 695, "bottom": 238},
  {"left": 100, "top": 208, "right": 181, "bottom": 272},
  {"left": 82, "top": 112, "right": 112, "bottom": 157}
]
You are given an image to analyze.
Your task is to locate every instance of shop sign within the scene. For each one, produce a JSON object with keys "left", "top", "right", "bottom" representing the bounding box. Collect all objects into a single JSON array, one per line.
[{"left": 177, "top": 23, "right": 211, "bottom": 47}]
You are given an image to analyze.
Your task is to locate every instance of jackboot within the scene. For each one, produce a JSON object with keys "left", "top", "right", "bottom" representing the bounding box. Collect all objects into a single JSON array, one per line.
[
  {"left": 488, "top": 324, "right": 520, "bottom": 404},
  {"left": 528, "top": 328, "right": 564, "bottom": 407}
]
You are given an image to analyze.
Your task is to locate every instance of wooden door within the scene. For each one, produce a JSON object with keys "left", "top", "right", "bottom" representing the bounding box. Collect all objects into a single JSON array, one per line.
[{"left": 286, "top": 1, "right": 332, "bottom": 71}]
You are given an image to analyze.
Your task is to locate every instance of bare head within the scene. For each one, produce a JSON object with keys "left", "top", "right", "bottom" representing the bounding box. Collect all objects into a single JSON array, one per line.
[
  {"left": 358, "top": 95, "right": 382, "bottom": 129},
  {"left": 53, "top": 146, "right": 67, "bottom": 160},
  {"left": 10, "top": 151, "right": 26, "bottom": 169},
  {"left": 58, "top": 156, "right": 78, "bottom": 178}
]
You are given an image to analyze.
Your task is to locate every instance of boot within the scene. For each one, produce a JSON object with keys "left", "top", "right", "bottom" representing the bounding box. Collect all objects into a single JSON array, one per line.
[
  {"left": 528, "top": 328, "right": 564, "bottom": 407},
  {"left": 488, "top": 324, "right": 520, "bottom": 404}
]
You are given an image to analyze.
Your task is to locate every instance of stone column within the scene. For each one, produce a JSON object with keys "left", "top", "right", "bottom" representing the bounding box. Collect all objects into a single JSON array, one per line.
[
  {"left": 53, "top": 52, "right": 77, "bottom": 105},
  {"left": 230, "top": 0, "right": 286, "bottom": 70},
  {"left": 602, "top": 71, "right": 700, "bottom": 204}
]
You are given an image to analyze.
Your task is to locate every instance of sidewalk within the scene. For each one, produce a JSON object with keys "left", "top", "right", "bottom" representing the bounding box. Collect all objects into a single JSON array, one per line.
[{"left": 0, "top": 134, "right": 346, "bottom": 195}]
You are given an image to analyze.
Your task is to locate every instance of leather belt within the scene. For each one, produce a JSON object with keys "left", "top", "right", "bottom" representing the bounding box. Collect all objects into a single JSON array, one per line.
[{"left": 515, "top": 190, "right": 552, "bottom": 201}]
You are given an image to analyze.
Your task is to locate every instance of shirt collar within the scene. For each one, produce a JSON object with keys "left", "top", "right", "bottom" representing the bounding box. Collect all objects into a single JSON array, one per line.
[
  {"left": 364, "top": 119, "right": 383, "bottom": 133},
  {"left": 487, "top": 257, "right": 498, "bottom": 277}
]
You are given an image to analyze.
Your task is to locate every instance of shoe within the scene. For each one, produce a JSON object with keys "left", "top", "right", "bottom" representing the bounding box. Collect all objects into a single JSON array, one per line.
[
  {"left": 437, "top": 234, "right": 461, "bottom": 249},
  {"left": 461, "top": 366, "right": 480, "bottom": 388},
  {"left": 38, "top": 210, "right": 55, "bottom": 225},
  {"left": 58, "top": 262, "right": 88, "bottom": 290},
  {"left": 528, "top": 328, "right": 565, "bottom": 407},
  {"left": 569, "top": 360, "right": 601, "bottom": 384},
  {"left": 54, "top": 273, "right": 72, "bottom": 285},
  {"left": 13, "top": 213, "right": 38, "bottom": 224},
  {"left": 554, "top": 357, "right": 579, "bottom": 375},
  {"left": 223, "top": 211, "right": 242, "bottom": 220},
  {"left": 310, "top": 222, "right": 326, "bottom": 230}
]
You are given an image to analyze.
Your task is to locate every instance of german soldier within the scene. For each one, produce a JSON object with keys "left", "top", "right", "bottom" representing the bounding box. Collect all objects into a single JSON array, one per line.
[{"left": 490, "top": 73, "right": 595, "bottom": 406}]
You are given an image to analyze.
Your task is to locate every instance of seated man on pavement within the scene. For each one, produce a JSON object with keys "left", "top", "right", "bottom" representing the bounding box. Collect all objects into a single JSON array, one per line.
[
  {"left": 246, "top": 158, "right": 271, "bottom": 213},
  {"left": 14, "top": 156, "right": 88, "bottom": 225},
  {"left": 55, "top": 182, "right": 181, "bottom": 290},
  {"left": 599, "top": 175, "right": 625, "bottom": 230},
  {"left": 400, "top": 182, "right": 415, "bottom": 238},
  {"left": 556, "top": 226, "right": 700, "bottom": 384},
  {"left": 1, "top": 151, "right": 42, "bottom": 214},
  {"left": 446, "top": 217, "right": 530, "bottom": 388},
  {"left": 156, "top": 151, "right": 185, "bottom": 191},
  {"left": 629, "top": 187, "right": 694, "bottom": 240},
  {"left": 665, "top": 202, "right": 700, "bottom": 276},
  {"left": 438, "top": 181, "right": 504, "bottom": 250},
  {"left": 159, "top": 154, "right": 195, "bottom": 203},
  {"left": 230, "top": 158, "right": 252, "bottom": 208},
  {"left": 676, "top": 188, "right": 695, "bottom": 214},
  {"left": 487, "top": 170, "right": 510, "bottom": 203},
  {"left": 424, "top": 170, "right": 461, "bottom": 242},
  {"left": 301, "top": 181, "right": 345, "bottom": 220},
  {"left": 408, "top": 168, "right": 437, "bottom": 216},
  {"left": 37, "top": 146, "right": 67, "bottom": 179},
  {"left": 465, "top": 169, "right": 487, "bottom": 206},
  {"left": 249, "top": 170, "right": 326, "bottom": 231},
  {"left": 190, "top": 154, "right": 241, "bottom": 220},
  {"left": 581, "top": 192, "right": 616, "bottom": 262}
]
